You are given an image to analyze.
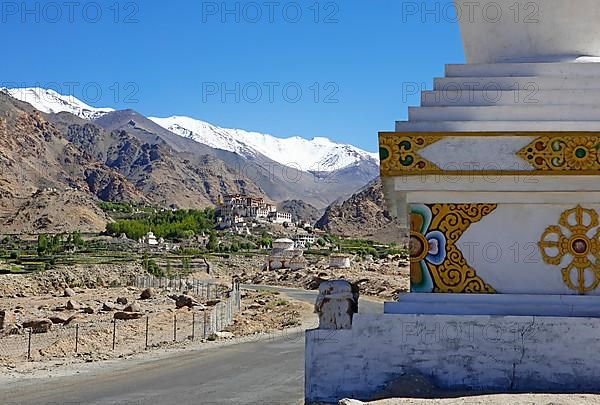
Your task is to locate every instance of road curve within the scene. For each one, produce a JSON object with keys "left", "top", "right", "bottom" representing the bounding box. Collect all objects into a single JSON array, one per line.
[{"left": 0, "top": 285, "right": 383, "bottom": 405}]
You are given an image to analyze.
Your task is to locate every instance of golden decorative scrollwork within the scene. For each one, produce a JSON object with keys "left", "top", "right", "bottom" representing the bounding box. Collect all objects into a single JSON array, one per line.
[
  {"left": 427, "top": 203, "right": 497, "bottom": 293},
  {"left": 517, "top": 135, "right": 600, "bottom": 171},
  {"left": 539, "top": 205, "right": 600, "bottom": 294},
  {"left": 379, "top": 133, "right": 441, "bottom": 175}
]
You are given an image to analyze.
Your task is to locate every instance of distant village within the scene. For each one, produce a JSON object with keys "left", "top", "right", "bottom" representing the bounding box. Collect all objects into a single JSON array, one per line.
[
  {"left": 215, "top": 194, "right": 323, "bottom": 249},
  {"left": 129, "top": 193, "right": 326, "bottom": 250},
  {"left": 130, "top": 194, "right": 351, "bottom": 272}
]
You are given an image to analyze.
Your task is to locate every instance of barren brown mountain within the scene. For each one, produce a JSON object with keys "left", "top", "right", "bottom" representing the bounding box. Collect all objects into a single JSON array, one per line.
[
  {"left": 316, "top": 178, "right": 407, "bottom": 244},
  {"left": 0, "top": 94, "right": 142, "bottom": 233},
  {"left": 50, "top": 112, "right": 265, "bottom": 209}
]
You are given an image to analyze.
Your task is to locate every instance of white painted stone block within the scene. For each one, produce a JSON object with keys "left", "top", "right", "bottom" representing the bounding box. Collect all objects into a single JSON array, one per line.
[{"left": 305, "top": 313, "right": 600, "bottom": 403}]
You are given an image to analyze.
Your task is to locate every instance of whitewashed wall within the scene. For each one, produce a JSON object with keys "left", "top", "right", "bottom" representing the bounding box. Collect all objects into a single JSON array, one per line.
[{"left": 305, "top": 313, "right": 600, "bottom": 403}]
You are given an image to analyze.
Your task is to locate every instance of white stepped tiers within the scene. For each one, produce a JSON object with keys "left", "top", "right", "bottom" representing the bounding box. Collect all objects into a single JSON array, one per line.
[{"left": 397, "top": 61, "right": 600, "bottom": 132}]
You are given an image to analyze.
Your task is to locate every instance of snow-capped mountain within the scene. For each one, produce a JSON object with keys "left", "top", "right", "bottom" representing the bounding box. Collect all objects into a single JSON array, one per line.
[
  {"left": 149, "top": 116, "right": 379, "bottom": 173},
  {"left": 0, "top": 87, "right": 114, "bottom": 120},
  {"left": 3, "top": 87, "right": 379, "bottom": 173}
]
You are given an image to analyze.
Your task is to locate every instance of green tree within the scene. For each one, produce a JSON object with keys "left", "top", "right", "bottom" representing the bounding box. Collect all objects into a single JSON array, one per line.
[
  {"left": 37, "top": 234, "right": 48, "bottom": 255},
  {"left": 72, "top": 231, "right": 84, "bottom": 247},
  {"left": 181, "top": 257, "right": 190, "bottom": 273},
  {"left": 207, "top": 230, "right": 218, "bottom": 251}
]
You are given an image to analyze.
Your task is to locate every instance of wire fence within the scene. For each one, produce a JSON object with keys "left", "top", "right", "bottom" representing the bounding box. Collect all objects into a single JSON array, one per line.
[
  {"left": 0, "top": 281, "right": 241, "bottom": 362},
  {"left": 130, "top": 274, "right": 227, "bottom": 300}
]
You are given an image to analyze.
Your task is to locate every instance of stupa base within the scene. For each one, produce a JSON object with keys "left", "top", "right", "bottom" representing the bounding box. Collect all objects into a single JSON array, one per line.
[{"left": 305, "top": 311, "right": 600, "bottom": 403}]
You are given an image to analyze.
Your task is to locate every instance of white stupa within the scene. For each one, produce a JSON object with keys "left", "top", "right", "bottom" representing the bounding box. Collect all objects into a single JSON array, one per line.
[{"left": 306, "top": 2, "right": 600, "bottom": 402}]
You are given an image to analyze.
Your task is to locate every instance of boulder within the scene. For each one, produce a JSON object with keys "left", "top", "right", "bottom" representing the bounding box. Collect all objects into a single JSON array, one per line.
[
  {"left": 114, "top": 311, "right": 143, "bottom": 320},
  {"left": 49, "top": 316, "right": 68, "bottom": 325},
  {"left": 172, "top": 294, "right": 200, "bottom": 309},
  {"left": 123, "top": 302, "right": 141, "bottom": 312},
  {"left": 139, "top": 288, "right": 155, "bottom": 300},
  {"left": 205, "top": 299, "right": 221, "bottom": 307},
  {"left": 63, "top": 288, "right": 76, "bottom": 297},
  {"left": 64, "top": 314, "right": 85, "bottom": 325},
  {"left": 81, "top": 306, "right": 94, "bottom": 314},
  {"left": 102, "top": 302, "right": 116, "bottom": 311},
  {"left": 23, "top": 319, "right": 53, "bottom": 333},
  {"left": 305, "top": 276, "right": 328, "bottom": 290},
  {"left": 116, "top": 297, "right": 128, "bottom": 305},
  {"left": 66, "top": 300, "right": 80, "bottom": 310}
]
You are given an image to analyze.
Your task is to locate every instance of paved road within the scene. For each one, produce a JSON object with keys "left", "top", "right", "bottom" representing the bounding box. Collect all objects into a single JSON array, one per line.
[
  {"left": 0, "top": 286, "right": 383, "bottom": 405},
  {"left": 242, "top": 284, "right": 384, "bottom": 314}
]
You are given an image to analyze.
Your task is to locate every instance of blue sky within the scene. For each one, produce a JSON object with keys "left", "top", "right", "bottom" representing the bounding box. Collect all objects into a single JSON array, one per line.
[{"left": 1, "top": 0, "right": 464, "bottom": 152}]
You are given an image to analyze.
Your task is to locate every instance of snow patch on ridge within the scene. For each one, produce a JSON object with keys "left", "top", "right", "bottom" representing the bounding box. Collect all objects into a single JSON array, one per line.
[
  {"left": 1, "top": 87, "right": 114, "bottom": 120},
  {"left": 150, "top": 116, "right": 379, "bottom": 173}
]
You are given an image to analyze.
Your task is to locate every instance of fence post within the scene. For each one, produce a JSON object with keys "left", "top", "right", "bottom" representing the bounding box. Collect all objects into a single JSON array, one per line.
[
  {"left": 145, "top": 316, "right": 149, "bottom": 350},
  {"left": 192, "top": 313, "right": 196, "bottom": 342},
  {"left": 27, "top": 328, "right": 32, "bottom": 360},
  {"left": 203, "top": 311, "right": 208, "bottom": 339},
  {"left": 75, "top": 323, "right": 79, "bottom": 354},
  {"left": 112, "top": 320, "right": 117, "bottom": 351},
  {"left": 214, "top": 307, "right": 218, "bottom": 332},
  {"left": 173, "top": 314, "right": 177, "bottom": 342},
  {"left": 217, "top": 304, "right": 221, "bottom": 331}
]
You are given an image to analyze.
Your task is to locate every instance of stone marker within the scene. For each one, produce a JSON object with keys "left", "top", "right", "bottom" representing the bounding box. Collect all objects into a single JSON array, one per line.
[{"left": 314, "top": 280, "right": 358, "bottom": 330}]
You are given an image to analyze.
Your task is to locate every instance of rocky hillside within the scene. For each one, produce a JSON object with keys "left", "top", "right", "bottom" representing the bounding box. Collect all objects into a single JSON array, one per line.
[
  {"left": 277, "top": 200, "right": 322, "bottom": 225},
  {"left": 50, "top": 112, "right": 264, "bottom": 208},
  {"left": 0, "top": 94, "right": 142, "bottom": 233},
  {"left": 94, "top": 110, "right": 377, "bottom": 209},
  {"left": 1, "top": 189, "right": 111, "bottom": 234},
  {"left": 315, "top": 179, "right": 407, "bottom": 244}
]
